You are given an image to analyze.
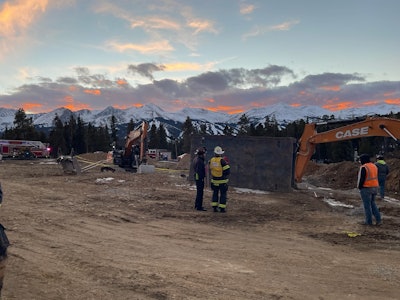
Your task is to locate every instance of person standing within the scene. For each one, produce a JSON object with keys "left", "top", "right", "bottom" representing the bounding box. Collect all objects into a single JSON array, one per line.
[
  {"left": 192, "top": 147, "right": 207, "bottom": 211},
  {"left": 0, "top": 182, "right": 8, "bottom": 297},
  {"left": 209, "top": 146, "right": 230, "bottom": 213},
  {"left": 375, "top": 155, "right": 389, "bottom": 200},
  {"left": 357, "top": 154, "right": 382, "bottom": 226}
]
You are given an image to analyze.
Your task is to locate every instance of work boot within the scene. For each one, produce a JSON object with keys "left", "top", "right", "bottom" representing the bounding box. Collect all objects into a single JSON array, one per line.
[
  {"left": 219, "top": 208, "right": 226, "bottom": 213},
  {"left": 197, "top": 207, "right": 207, "bottom": 211},
  {"left": 213, "top": 207, "right": 218, "bottom": 212}
]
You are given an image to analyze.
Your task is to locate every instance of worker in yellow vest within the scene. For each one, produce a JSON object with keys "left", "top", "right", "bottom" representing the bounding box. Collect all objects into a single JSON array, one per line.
[
  {"left": 209, "top": 146, "right": 230, "bottom": 213},
  {"left": 357, "top": 153, "right": 382, "bottom": 226}
]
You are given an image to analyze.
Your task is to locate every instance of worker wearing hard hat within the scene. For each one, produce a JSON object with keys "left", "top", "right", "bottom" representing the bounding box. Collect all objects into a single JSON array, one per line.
[
  {"left": 357, "top": 154, "right": 381, "bottom": 226},
  {"left": 375, "top": 154, "right": 389, "bottom": 200},
  {"left": 193, "top": 147, "right": 207, "bottom": 211},
  {"left": 209, "top": 146, "right": 230, "bottom": 213}
]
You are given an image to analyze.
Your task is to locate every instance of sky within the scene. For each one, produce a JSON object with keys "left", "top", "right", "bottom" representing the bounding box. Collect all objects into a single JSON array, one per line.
[{"left": 0, "top": 0, "right": 399, "bottom": 115}]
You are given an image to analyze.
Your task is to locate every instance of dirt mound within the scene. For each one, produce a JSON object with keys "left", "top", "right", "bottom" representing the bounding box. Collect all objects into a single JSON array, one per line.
[
  {"left": 305, "top": 158, "right": 400, "bottom": 194},
  {"left": 304, "top": 160, "right": 359, "bottom": 190},
  {"left": 176, "top": 153, "right": 191, "bottom": 170},
  {"left": 385, "top": 158, "right": 400, "bottom": 192}
]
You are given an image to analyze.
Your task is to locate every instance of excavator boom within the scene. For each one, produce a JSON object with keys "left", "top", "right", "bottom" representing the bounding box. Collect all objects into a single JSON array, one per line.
[
  {"left": 124, "top": 121, "right": 149, "bottom": 162},
  {"left": 295, "top": 117, "right": 400, "bottom": 183}
]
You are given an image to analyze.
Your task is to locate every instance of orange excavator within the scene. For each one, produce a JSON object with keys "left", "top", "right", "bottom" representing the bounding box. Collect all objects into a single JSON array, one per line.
[
  {"left": 295, "top": 116, "right": 400, "bottom": 183},
  {"left": 113, "top": 121, "right": 149, "bottom": 171}
]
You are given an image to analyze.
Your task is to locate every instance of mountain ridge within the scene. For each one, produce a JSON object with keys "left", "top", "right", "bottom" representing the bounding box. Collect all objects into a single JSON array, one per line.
[{"left": 1, "top": 103, "right": 399, "bottom": 138}]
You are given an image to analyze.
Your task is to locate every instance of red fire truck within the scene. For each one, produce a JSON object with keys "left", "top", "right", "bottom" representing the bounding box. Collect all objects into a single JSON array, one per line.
[{"left": 0, "top": 139, "right": 51, "bottom": 159}]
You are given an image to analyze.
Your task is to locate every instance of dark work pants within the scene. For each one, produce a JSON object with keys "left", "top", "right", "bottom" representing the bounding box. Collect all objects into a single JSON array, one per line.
[
  {"left": 211, "top": 183, "right": 228, "bottom": 208},
  {"left": 195, "top": 179, "right": 205, "bottom": 209}
]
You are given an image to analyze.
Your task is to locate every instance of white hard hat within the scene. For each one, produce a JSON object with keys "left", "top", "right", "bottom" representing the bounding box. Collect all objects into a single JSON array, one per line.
[{"left": 214, "top": 146, "right": 224, "bottom": 155}]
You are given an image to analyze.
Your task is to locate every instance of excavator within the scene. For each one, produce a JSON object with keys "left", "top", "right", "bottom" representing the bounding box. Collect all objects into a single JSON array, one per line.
[
  {"left": 113, "top": 121, "right": 149, "bottom": 171},
  {"left": 295, "top": 116, "right": 400, "bottom": 183}
]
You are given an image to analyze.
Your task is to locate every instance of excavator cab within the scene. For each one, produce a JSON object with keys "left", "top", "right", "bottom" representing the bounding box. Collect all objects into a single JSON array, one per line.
[
  {"left": 117, "top": 144, "right": 141, "bottom": 171},
  {"left": 113, "top": 121, "right": 149, "bottom": 172}
]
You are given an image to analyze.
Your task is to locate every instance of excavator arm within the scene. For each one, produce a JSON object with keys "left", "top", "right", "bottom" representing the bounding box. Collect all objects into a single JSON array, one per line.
[
  {"left": 124, "top": 121, "right": 149, "bottom": 163},
  {"left": 295, "top": 117, "right": 400, "bottom": 183}
]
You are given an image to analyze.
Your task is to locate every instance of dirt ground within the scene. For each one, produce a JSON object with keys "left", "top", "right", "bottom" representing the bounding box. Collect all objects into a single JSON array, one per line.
[{"left": 0, "top": 153, "right": 399, "bottom": 300}]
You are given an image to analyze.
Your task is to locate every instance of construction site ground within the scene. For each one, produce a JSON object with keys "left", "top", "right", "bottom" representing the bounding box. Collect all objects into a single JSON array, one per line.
[{"left": 0, "top": 153, "right": 399, "bottom": 300}]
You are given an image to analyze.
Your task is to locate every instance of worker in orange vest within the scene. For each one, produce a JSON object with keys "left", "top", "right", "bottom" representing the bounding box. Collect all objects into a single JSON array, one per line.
[{"left": 357, "top": 154, "right": 382, "bottom": 226}]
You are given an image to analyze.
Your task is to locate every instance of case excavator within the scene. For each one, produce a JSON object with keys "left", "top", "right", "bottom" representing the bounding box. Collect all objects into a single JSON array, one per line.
[
  {"left": 113, "top": 121, "right": 149, "bottom": 171},
  {"left": 295, "top": 116, "right": 400, "bottom": 183}
]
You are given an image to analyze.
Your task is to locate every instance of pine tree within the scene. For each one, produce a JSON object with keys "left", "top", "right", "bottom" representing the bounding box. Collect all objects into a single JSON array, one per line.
[
  {"left": 74, "top": 117, "right": 86, "bottom": 154},
  {"left": 223, "top": 124, "right": 234, "bottom": 136},
  {"left": 65, "top": 114, "right": 77, "bottom": 154},
  {"left": 237, "top": 114, "right": 250, "bottom": 135},
  {"left": 182, "top": 116, "right": 195, "bottom": 153},
  {"left": 199, "top": 123, "right": 208, "bottom": 135},
  {"left": 11, "top": 108, "right": 36, "bottom": 140},
  {"left": 110, "top": 115, "right": 118, "bottom": 144},
  {"left": 157, "top": 124, "right": 168, "bottom": 149},
  {"left": 148, "top": 123, "right": 159, "bottom": 149},
  {"left": 49, "top": 115, "right": 67, "bottom": 156}
]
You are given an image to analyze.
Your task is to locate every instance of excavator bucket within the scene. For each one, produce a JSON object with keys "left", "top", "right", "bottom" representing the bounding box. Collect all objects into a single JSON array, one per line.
[{"left": 58, "top": 156, "right": 82, "bottom": 174}]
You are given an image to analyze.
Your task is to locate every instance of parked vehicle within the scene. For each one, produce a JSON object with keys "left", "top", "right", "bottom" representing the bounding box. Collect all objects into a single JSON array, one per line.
[{"left": 0, "top": 139, "right": 50, "bottom": 159}]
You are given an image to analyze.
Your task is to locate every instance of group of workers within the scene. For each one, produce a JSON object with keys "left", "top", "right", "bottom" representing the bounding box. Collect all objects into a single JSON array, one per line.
[
  {"left": 193, "top": 146, "right": 390, "bottom": 226},
  {"left": 192, "top": 145, "right": 230, "bottom": 213}
]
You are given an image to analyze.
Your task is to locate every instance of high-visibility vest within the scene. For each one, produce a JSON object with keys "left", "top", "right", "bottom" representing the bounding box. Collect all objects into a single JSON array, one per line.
[
  {"left": 209, "top": 157, "right": 230, "bottom": 185},
  {"left": 363, "top": 163, "right": 379, "bottom": 187},
  {"left": 210, "top": 157, "right": 223, "bottom": 177}
]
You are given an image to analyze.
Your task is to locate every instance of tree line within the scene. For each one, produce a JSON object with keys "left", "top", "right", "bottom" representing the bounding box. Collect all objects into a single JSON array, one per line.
[{"left": 2, "top": 108, "right": 400, "bottom": 162}]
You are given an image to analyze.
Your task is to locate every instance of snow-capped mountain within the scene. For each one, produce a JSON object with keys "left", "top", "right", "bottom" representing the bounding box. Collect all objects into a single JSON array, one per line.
[{"left": 1, "top": 103, "right": 400, "bottom": 137}]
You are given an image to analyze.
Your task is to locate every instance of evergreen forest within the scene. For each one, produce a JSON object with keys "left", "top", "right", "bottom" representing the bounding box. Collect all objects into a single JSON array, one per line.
[{"left": 2, "top": 108, "right": 400, "bottom": 162}]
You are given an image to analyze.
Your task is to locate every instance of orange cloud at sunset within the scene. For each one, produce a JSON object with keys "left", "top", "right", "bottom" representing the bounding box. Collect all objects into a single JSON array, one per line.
[
  {"left": 108, "top": 40, "right": 173, "bottom": 54},
  {"left": 320, "top": 85, "right": 341, "bottom": 91},
  {"left": 23, "top": 102, "right": 43, "bottom": 113},
  {"left": 188, "top": 19, "right": 217, "bottom": 35},
  {"left": 206, "top": 105, "right": 244, "bottom": 115},
  {"left": 114, "top": 103, "right": 143, "bottom": 109},
  {"left": 362, "top": 100, "right": 380, "bottom": 106},
  {"left": 171, "top": 99, "right": 186, "bottom": 107},
  {"left": 116, "top": 79, "right": 128, "bottom": 86},
  {"left": 298, "top": 90, "right": 312, "bottom": 97},
  {"left": 63, "top": 95, "right": 91, "bottom": 111},
  {"left": 164, "top": 62, "right": 207, "bottom": 72},
  {"left": 323, "top": 101, "right": 354, "bottom": 111},
  {"left": 385, "top": 98, "right": 400, "bottom": 105},
  {"left": 84, "top": 89, "right": 101, "bottom": 96},
  {"left": 290, "top": 103, "right": 301, "bottom": 107},
  {"left": 0, "top": 0, "right": 48, "bottom": 37}
]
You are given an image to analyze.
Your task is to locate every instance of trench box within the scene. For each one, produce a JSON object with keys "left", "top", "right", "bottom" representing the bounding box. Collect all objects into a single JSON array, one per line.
[{"left": 190, "top": 135, "right": 296, "bottom": 192}]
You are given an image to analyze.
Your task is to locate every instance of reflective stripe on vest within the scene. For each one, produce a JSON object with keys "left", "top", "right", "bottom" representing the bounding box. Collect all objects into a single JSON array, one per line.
[
  {"left": 363, "top": 163, "right": 379, "bottom": 187},
  {"left": 211, "top": 178, "right": 229, "bottom": 185}
]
